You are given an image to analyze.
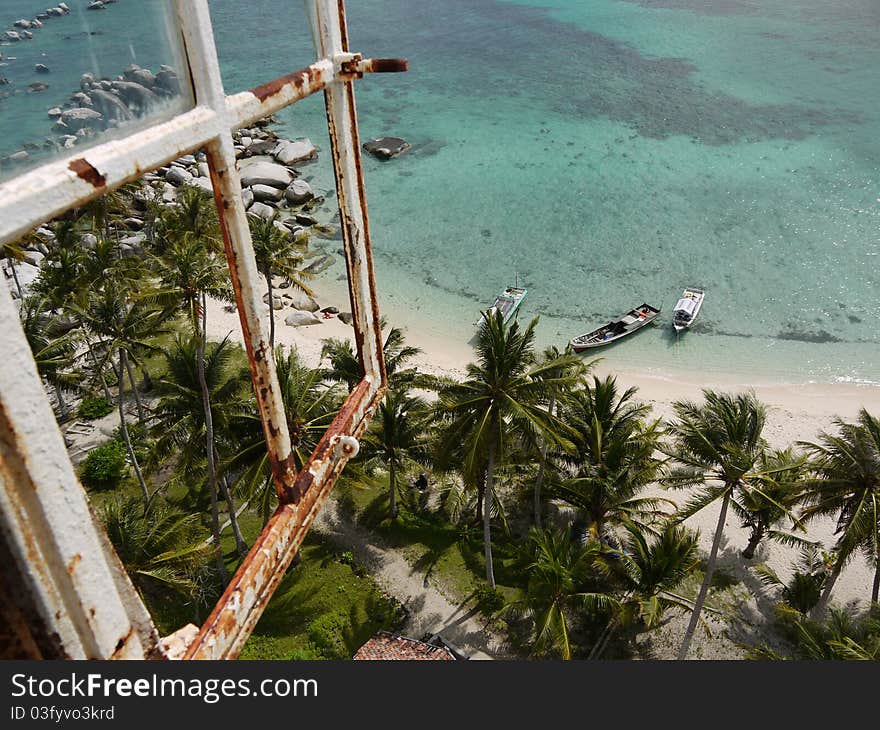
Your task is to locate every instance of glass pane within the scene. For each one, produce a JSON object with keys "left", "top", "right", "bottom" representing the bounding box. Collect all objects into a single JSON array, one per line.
[
  {"left": 0, "top": 0, "right": 193, "bottom": 183},
  {"left": 208, "top": 0, "right": 317, "bottom": 94}
]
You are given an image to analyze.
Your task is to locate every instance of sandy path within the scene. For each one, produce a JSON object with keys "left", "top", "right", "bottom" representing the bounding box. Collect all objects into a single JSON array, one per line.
[{"left": 312, "top": 497, "right": 512, "bottom": 660}]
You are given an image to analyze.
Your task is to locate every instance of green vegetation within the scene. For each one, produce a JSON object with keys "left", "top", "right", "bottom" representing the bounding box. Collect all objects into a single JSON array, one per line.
[
  {"left": 77, "top": 395, "right": 115, "bottom": 420},
  {"left": 80, "top": 440, "right": 128, "bottom": 489},
  {"left": 10, "top": 180, "right": 879, "bottom": 661},
  {"left": 238, "top": 537, "right": 405, "bottom": 660}
]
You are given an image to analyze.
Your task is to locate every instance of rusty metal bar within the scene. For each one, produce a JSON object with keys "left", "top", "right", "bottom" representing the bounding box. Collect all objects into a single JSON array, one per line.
[
  {"left": 0, "top": 281, "right": 162, "bottom": 660},
  {"left": 184, "top": 379, "right": 383, "bottom": 659},
  {"left": 174, "top": 0, "right": 299, "bottom": 499},
  {"left": 312, "top": 0, "right": 387, "bottom": 385},
  {"left": 0, "top": 106, "right": 218, "bottom": 246},
  {"left": 181, "top": 0, "right": 391, "bottom": 659},
  {"left": 226, "top": 58, "right": 336, "bottom": 131},
  {"left": 0, "top": 0, "right": 401, "bottom": 660},
  {"left": 227, "top": 54, "right": 407, "bottom": 132}
]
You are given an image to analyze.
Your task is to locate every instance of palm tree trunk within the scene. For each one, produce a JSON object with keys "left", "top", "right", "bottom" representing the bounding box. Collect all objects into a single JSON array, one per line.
[
  {"left": 872, "top": 560, "right": 879, "bottom": 605},
  {"left": 741, "top": 527, "right": 763, "bottom": 559},
  {"left": 9, "top": 259, "right": 23, "bottom": 298},
  {"left": 53, "top": 383, "right": 70, "bottom": 421},
  {"left": 811, "top": 558, "right": 844, "bottom": 621},
  {"left": 84, "top": 335, "right": 113, "bottom": 401},
  {"left": 533, "top": 397, "right": 554, "bottom": 529},
  {"left": 117, "top": 349, "right": 150, "bottom": 512},
  {"left": 196, "top": 296, "right": 226, "bottom": 579},
  {"left": 476, "top": 472, "right": 486, "bottom": 525},
  {"left": 484, "top": 445, "right": 497, "bottom": 589},
  {"left": 678, "top": 490, "right": 731, "bottom": 659},
  {"left": 217, "top": 465, "right": 248, "bottom": 556},
  {"left": 265, "top": 267, "right": 276, "bottom": 351},
  {"left": 388, "top": 459, "right": 398, "bottom": 519},
  {"left": 124, "top": 354, "right": 145, "bottom": 423}
]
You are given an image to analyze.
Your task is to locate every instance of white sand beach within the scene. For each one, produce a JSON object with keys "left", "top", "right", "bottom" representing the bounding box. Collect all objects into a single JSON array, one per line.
[{"left": 205, "top": 267, "right": 880, "bottom": 656}]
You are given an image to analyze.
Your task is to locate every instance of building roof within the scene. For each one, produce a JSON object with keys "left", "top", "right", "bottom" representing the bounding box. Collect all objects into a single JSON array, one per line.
[{"left": 353, "top": 631, "right": 456, "bottom": 661}]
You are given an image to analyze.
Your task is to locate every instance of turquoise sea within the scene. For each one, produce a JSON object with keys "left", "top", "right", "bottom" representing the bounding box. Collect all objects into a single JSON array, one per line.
[{"left": 2, "top": 0, "right": 878, "bottom": 384}]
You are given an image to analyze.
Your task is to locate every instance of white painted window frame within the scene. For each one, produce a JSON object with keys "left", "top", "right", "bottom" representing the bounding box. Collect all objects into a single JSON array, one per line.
[{"left": 0, "top": 0, "right": 404, "bottom": 659}]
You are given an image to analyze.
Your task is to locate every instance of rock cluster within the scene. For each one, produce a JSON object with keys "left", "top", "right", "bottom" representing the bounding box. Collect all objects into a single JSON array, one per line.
[
  {"left": 131, "top": 119, "right": 351, "bottom": 327},
  {"left": 2, "top": 4, "right": 72, "bottom": 45},
  {"left": 0, "top": 63, "right": 183, "bottom": 169}
]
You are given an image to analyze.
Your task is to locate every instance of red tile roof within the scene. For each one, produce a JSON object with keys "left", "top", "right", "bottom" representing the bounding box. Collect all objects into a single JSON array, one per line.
[{"left": 353, "top": 631, "right": 455, "bottom": 661}]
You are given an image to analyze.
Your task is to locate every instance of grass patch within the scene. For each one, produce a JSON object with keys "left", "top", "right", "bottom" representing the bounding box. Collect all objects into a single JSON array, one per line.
[
  {"left": 237, "top": 534, "right": 405, "bottom": 660},
  {"left": 337, "top": 480, "right": 521, "bottom": 616},
  {"left": 141, "top": 509, "right": 405, "bottom": 659}
]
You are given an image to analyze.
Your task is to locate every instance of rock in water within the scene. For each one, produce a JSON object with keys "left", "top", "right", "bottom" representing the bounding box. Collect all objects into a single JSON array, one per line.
[
  {"left": 284, "top": 179, "right": 313, "bottom": 204},
  {"left": 60, "top": 107, "right": 103, "bottom": 131},
  {"left": 238, "top": 159, "right": 294, "bottom": 188},
  {"left": 273, "top": 138, "right": 317, "bottom": 165},
  {"left": 363, "top": 137, "right": 411, "bottom": 160},
  {"left": 285, "top": 310, "right": 322, "bottom": 327},
  {"left": 111, "top": 81, "right": 160, "bottom": 112},
  {"left": 88, "top": 89, "right": 133, "bottom": 122},
  {"left": 35, "top": 64, "right": 50, "bottom": 74},
  {"left": 247, "top": 202, "right": 276, "bottom": 221},
  {"left": 251, "top": 184, "right": 284, "bottom": 203}
]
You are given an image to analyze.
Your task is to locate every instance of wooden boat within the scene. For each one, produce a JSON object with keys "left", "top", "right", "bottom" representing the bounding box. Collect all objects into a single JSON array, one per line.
[
  {"left": 570, "top": 303, "right": 661, "bottom": 352},
  {"left": 672, "top": 287, "right": 705, "bottom": 332},
  {"left": 476, "top": 286, "right": 527, "bottom": 326}
]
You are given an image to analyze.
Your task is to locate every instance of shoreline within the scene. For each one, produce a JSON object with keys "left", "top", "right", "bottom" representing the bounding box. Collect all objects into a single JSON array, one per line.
[
  {"left": 206, "top": 265, "right": 879, "bottom": 631},
  {"left": 207, "top": 265, "right": 880, "bottom": 430}
]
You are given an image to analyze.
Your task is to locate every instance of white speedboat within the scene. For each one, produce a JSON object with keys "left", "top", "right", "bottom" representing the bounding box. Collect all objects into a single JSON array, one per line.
[{"left": 672, "top": 288, "right": 704, "bottom": 332}]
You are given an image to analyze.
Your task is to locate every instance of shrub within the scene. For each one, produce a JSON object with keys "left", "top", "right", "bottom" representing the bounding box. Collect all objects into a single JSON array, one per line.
[
  {"left": 80, "top": 441, "right": 128, "bottom": 489},
  {"left": 338, "top": 550, "right": 355, "bottom": 566},
  {"left": 288, "top": 648, "right": 321, "bottom": 660},
  {"left": 306, "top": 611, "right": 350, "bottom": 659},
  {"left": 475, "top": 584, "right": 505, "bottom": 615},
  {"left": 77, "top": 396, "right": 114, "bottom": 420}
]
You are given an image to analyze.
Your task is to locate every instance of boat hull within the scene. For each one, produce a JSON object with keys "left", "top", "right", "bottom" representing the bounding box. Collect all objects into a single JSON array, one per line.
[{"left": 570, "top": 303, "right": 661, "bottom": 351}]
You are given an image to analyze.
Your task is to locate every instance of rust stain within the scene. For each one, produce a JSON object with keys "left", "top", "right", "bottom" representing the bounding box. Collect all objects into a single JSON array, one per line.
[
  {"left": 250, "top": 66, "right": 321, "bottom": 103},
  {"left": 111, "top": 627, "right": 135, "bottom": 658},
  {"left": 68, "top": 159, "right": 106, "bottom": 189},
  {"left": 66, "top": 554, "right": 82, "bottom": 576}
]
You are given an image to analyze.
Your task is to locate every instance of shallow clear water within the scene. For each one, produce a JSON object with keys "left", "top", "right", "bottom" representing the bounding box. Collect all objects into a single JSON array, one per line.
[{"left": 2, "top": 0, "right": 878, "bottom": 383}]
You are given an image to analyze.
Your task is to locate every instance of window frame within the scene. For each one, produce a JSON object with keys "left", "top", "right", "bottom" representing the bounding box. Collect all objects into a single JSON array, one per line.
[{"left": 0, "top": 0, "right": 405, "bottom": 660}]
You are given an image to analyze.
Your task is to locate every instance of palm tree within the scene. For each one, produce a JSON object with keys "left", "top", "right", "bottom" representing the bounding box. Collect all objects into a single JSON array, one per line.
[
  {"left": 588, "top": 521, "right": 700, "bottom": 658},
  {"left": 150, "top": 185, "right": 222, "bottom": 255},
  {"left": 531, "top": 345, "right": 589, "bottom": 528},
  {"left": 800, "top": 409, "right": 880, "bottom": 617},
  {"left": 227, "top": 345, "right": 343, "bottom": 524},
  {"left": 360, "top": 389, "right": 429, "bottom": 519},
  {"left": 99, "top": 496, "right": 212, "bottom": 603},
  {"left": 1, "top": 239, "right": 26, "bottom": 298},
  {"left": 436, "top": 312, "right": 574, "bottom": 587},
  {"left": 551, "top": 376, "right": 672, "bottom": 544},
  {"left": 249, "top": 216, "right": 313, "bottom": 350},
  {"left": 735, "top": 447, "right": 810, "bottom": 559},
  {"left": 72, "top": 289, "right": 167, "bottom": 510},
  {"left": 506, "top": 528, "right": 619, "bottom": 659},
  {"left": 18, "top": 295, "right": 81, "bottom": 420},
  {"left": 662, "top": 389, "right": 769, "bottom": 659},
  {"left": 152, "top": 239, "right": 238, "bottom": 570},
  {"left": 151, "top": 335, "right": 250, "bottom": 560},
  {"left": 747, "top": 605, "right": 880, "bottom": 660},
  {"left": 321, "top": 321, "right": 428, "bottom": 393},
  {"left": 754, "top": 543, "right": 828, "bottom": 615}
]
